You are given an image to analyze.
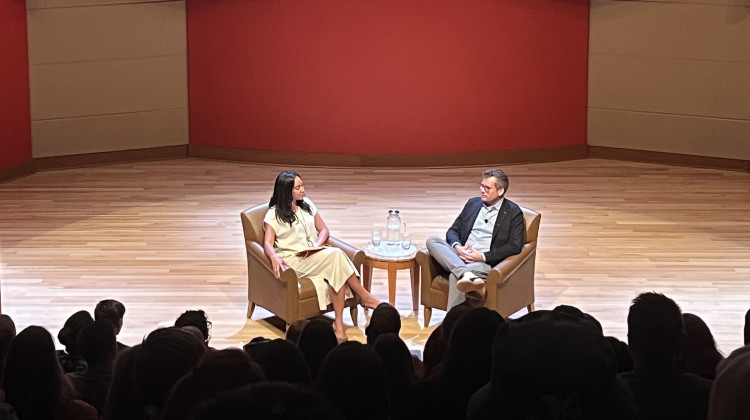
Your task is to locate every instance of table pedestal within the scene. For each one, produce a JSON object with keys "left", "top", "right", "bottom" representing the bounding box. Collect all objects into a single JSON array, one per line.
[{"left": 362, "top": 257, "right": 419, "bottom": 312}]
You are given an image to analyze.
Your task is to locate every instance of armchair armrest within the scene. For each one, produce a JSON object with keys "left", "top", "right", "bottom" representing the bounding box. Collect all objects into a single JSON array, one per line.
[
  {"left": 416, "top": 248, "right": 440, "bottom": 284},
  {"left": 326, "top": 236, "right": 365, "bottom": 267},
  {"left": 247, "top": 241, "right": 289, "bottom": 287},
  {"left": 485, "top": 241, "right": 535, "bottom": 286},
  {"left": 416, "top": 248, "right": 448, "bottom": 304}
]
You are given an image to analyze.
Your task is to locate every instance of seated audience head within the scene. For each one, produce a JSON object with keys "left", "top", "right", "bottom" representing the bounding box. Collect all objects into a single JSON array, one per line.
[
  {"left": 286, "top": 318, "right": 310, "bottom": 345},
  {"left": 421, "top": 324, "right": 442, "bottom": 379},
  {"left": 627, "top": 292, "right": 684, "bottom": 370},
  {"left": 58, "top": 310, "right": 94, "bottom": 355},
  {"left": 708, "top": 345, "right": 750, "bottom": 420},
  {"left": 162, "top": 348, "right": 265, "bottom": 420},
  {"left": 438, "top": 301, "right": 472, "bottom": 350},
  {"left": 317, "top": 341, "right": 389, "bottom": 420},
  {"left": 94, "top": 299, "right": 126, "bottom": 335},
  {"left": 133, "top": 327, "right": 206, "bottom": 416},
  {"left": 102, "top": 345, "right": 145, "bottom": 420},
  {"left": 487, "top": 310, "right": 636, "bottom": 419},
  {"left": 744, "top": 308, "right": 750, "bottom": 346},
  {"left": 2, "top": 326, "right": 77, "bottom": 419},
  {"left": 0, "top": 314, "right": 16, "bottom": 369},
  {"left": 553, "top": 304, "right": 603, "bottom": 333},
  {"left": 245, "top": 338, "right": 311, "bottom": 385},
  {"left": 77, "top": 320, "right": 117, "bottom": 367},
  {"left": 174, "top": 309, "right": 212, "bottom": 345},
  {"left": 680, "top": 313, "right": 723, "bottom": 380},
  {"left": 297, "top": 319, "right": 338, "bottom": 380},
  {"left": 443, "top": 307, "right": 503, "bottom": 387},
  {"left": 373, "top": 333, "right": 415, "bottom": 417},
  {"left": 192, "top": 382, "right": 344, "bottom": 420},
  {"left": 420, "top": 302, "right": 472, "bottom": 380},
  {"left": 365, "top": 303, "right": 401, "bottom": 345},
  {"left": 606, "top": 336, "right": 635, "bottom": 373}
]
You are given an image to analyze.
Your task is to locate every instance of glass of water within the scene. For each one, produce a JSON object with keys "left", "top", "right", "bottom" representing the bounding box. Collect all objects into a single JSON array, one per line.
[
  {"left": 371, "top": 229, "right": 382, "bottom": 247},
  {"left": 400, "top": 231, "right": 411, "bottom": 251}
]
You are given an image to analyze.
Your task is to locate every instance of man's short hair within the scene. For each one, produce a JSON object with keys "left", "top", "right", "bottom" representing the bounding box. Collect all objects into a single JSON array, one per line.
[
  {"left": 94, "top": 299, "right": 126, "bottom": 333},
  {"left": 627, "top": 292, "right": 684, "bottom": 367},
  {"left": 483, "top": 169, "right": 509, "bottom": 192}
]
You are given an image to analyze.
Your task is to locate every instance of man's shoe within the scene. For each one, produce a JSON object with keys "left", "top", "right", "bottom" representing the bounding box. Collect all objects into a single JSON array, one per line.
[{"left": 457, "top": 273, "right": 485, "bottom": 293}]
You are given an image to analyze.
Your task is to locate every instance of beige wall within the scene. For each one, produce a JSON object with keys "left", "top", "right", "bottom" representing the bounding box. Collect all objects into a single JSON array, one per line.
[
  {"left": 27, "top": 0, "right": 188, "bottom": 158},
  {"left": 588, "top": 0, "right": 750, "bottom": 160}
]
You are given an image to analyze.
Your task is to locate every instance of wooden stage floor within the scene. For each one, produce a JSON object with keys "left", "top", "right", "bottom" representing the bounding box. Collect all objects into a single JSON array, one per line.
[{"left": 1, "top": 158, "right": 748, "bottom": 354}]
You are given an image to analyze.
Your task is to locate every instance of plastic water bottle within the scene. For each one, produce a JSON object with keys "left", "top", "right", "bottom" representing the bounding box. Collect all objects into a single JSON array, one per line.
[{"left": 386, "top": 210, "right": 402, "bottom": 247}]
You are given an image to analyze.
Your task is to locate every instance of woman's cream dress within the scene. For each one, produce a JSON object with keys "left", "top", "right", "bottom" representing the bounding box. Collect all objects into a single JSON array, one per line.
[{"left": 264, "top": 197, "right": 357, "bottom": 310}]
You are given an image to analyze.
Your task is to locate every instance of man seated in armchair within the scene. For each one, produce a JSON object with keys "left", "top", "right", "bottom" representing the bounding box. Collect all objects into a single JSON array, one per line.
[{"left": 425, "top": 168, "right": 525, "bottom": 309}]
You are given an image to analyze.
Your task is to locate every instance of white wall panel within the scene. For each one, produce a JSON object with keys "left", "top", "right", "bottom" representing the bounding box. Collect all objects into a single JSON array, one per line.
[
  {"left": 28, "top": 1, "right": 185, "bottom": 64},
  {"left": 589, "top": 54, "right": 750, "bottom": 120},
  {"left": 30, "top": 55, "right": 187, "bottom": 120},
  {"left": 32, "top": 109, "right": 188, "bottom": 157},
  {"left": 588, "top": 108, "right": 750, "bottom": 160}
]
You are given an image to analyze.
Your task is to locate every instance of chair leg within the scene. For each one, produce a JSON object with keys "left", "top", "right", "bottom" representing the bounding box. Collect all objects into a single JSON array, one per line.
[
  {"left": 527, "top": 302, "right": 535, "bottom": 312},
  {"left": 424, "top": 307, "right": 432, "bottom": 328},
  {"left": 247, "top": 301, "right": 256, "bottom": 318},
  {"left": 350, "top": 306, "right": 359, "bottom": 327}
]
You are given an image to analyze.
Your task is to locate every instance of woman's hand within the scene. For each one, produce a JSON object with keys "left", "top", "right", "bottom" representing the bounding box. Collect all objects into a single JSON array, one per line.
[
  {"left": 263, "top": 224, "right": 286, "bottom": 278},
  {"left": 271, "top": 256, "right": 286, "bottom": 278}
]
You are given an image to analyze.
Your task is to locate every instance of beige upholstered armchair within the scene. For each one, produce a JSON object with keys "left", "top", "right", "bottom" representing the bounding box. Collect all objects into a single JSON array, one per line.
[
  {"left": 416, "top": 206, "right": 541, "bottom": 326},
  {"left": 240, "top": 204, "right": 363, "bottom": 328}
]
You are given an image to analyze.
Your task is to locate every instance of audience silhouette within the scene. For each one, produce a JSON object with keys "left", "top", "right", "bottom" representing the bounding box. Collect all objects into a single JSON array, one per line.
[
  {"left": 708, "top": 345, "right": 750, "bottom": 420},
  {"left": 297, "top": 319, "right": 338, "bottom": 380},
  {"left": 317, "top": 341, "right": 389, "bottom": 420},
  {"left": 162, "top": 348, "right": 265, "bottom": 420},
  {"left": 620, "top": 292, "right": 713, "bottom": 420},
  {"left": 1, "top": 295, "right": 748, "bottom": 419},
  {"left": 0, "top": 315, "right": 15, "bottom": 380},
  {"left": 680, "top": 313, "right": 724, "bottom": 380},
  {"left": 67, "top": 320, "right": 117, "bottom": 414},
  {"left": 94, "top": 299, "right": 129, "bottom": 352},
  {"left": 175, "top": 309, "right": 212, "bottom": 346},
  {"left": 3, "top": 326, "right": 98, "bottom": 419},
  {"left": 57, "top": 310, "right": 94, "bottom": 373}
]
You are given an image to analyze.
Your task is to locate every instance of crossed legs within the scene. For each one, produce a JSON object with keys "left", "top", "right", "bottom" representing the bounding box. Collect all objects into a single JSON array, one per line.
[
  {"left": 426, "top": 236, "right": 490, "bottom": 309},
  {"left": 328, "top": 274, "right": 382, "bottom": 342}
]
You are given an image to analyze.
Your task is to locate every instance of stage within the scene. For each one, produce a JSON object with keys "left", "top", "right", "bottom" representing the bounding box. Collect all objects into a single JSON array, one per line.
[{"left": 1, "top": 158, "right": 748, "bottom": 354}]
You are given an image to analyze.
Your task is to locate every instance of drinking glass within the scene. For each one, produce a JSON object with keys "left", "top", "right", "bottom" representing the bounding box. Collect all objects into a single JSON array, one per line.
[
  {"left": 400, "top": 231, "right": 411, "bottom": 251},
  {"left": 371, "top": 229, "right": 382, "bottom": 247}
]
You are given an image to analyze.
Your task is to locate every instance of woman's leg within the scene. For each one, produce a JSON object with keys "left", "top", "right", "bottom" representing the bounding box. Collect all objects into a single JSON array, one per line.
[
  {"left": 328, "top": 283, "right": 348, "bottom": 342},
  {"left": 346, "top": 274, "right": 381, "bottom": 309}
]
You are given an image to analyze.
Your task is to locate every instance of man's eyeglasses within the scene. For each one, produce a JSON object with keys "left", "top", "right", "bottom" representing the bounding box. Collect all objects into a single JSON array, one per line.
[{"left": 478, "top": 183, "right": 495, "bottom": 192}]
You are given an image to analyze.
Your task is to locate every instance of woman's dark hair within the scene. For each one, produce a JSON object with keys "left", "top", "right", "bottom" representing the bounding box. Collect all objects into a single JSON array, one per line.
[
  {"left": 58, "top": 310, "right": 94, "bottom": 354},
  {"left": 2, "top": 326, "right": 76, "bottom": 419},
  {"left": 680, "top": 313, "right": 724, "bottom": 380},
  {"left": 269, "top": 170, "right": 311, "bottom": 225},
  {"left": 175, "top": 309, "right": 212, "bottom": 344}
]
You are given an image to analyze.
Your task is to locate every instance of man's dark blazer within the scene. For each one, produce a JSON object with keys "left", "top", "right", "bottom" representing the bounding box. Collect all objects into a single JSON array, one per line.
[{"left": 445, "top": 197, "right": 525, "bottom": 267}]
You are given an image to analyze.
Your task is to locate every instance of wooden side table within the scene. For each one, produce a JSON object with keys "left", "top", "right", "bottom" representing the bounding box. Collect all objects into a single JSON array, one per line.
[{"left": 362, "top": 245, "right": 419, "bottom": 312}]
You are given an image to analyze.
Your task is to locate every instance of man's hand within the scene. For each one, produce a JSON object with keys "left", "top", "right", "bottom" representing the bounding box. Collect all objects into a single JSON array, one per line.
[{"left": 454, "top": 243, "right": 483, "bottom": 263}]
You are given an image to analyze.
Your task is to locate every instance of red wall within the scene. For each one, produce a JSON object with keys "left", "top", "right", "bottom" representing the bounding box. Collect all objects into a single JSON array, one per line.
[
  {"left": 187, "top": 0, "right": 589, "bottom": 155},
  {"left": 0, "top": 0, "right": 32, "bottom": 168}
]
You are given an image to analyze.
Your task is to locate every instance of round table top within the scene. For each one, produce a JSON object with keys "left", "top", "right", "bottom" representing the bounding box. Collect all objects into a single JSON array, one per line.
[{"left": 364, "top": 242, "right": 417, "bottom": 262}]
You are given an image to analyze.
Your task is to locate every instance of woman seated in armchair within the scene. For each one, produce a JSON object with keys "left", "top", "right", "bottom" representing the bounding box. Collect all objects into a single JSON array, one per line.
[{"left": 263, "top": 170, "right": 381, "bottom": 342}]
